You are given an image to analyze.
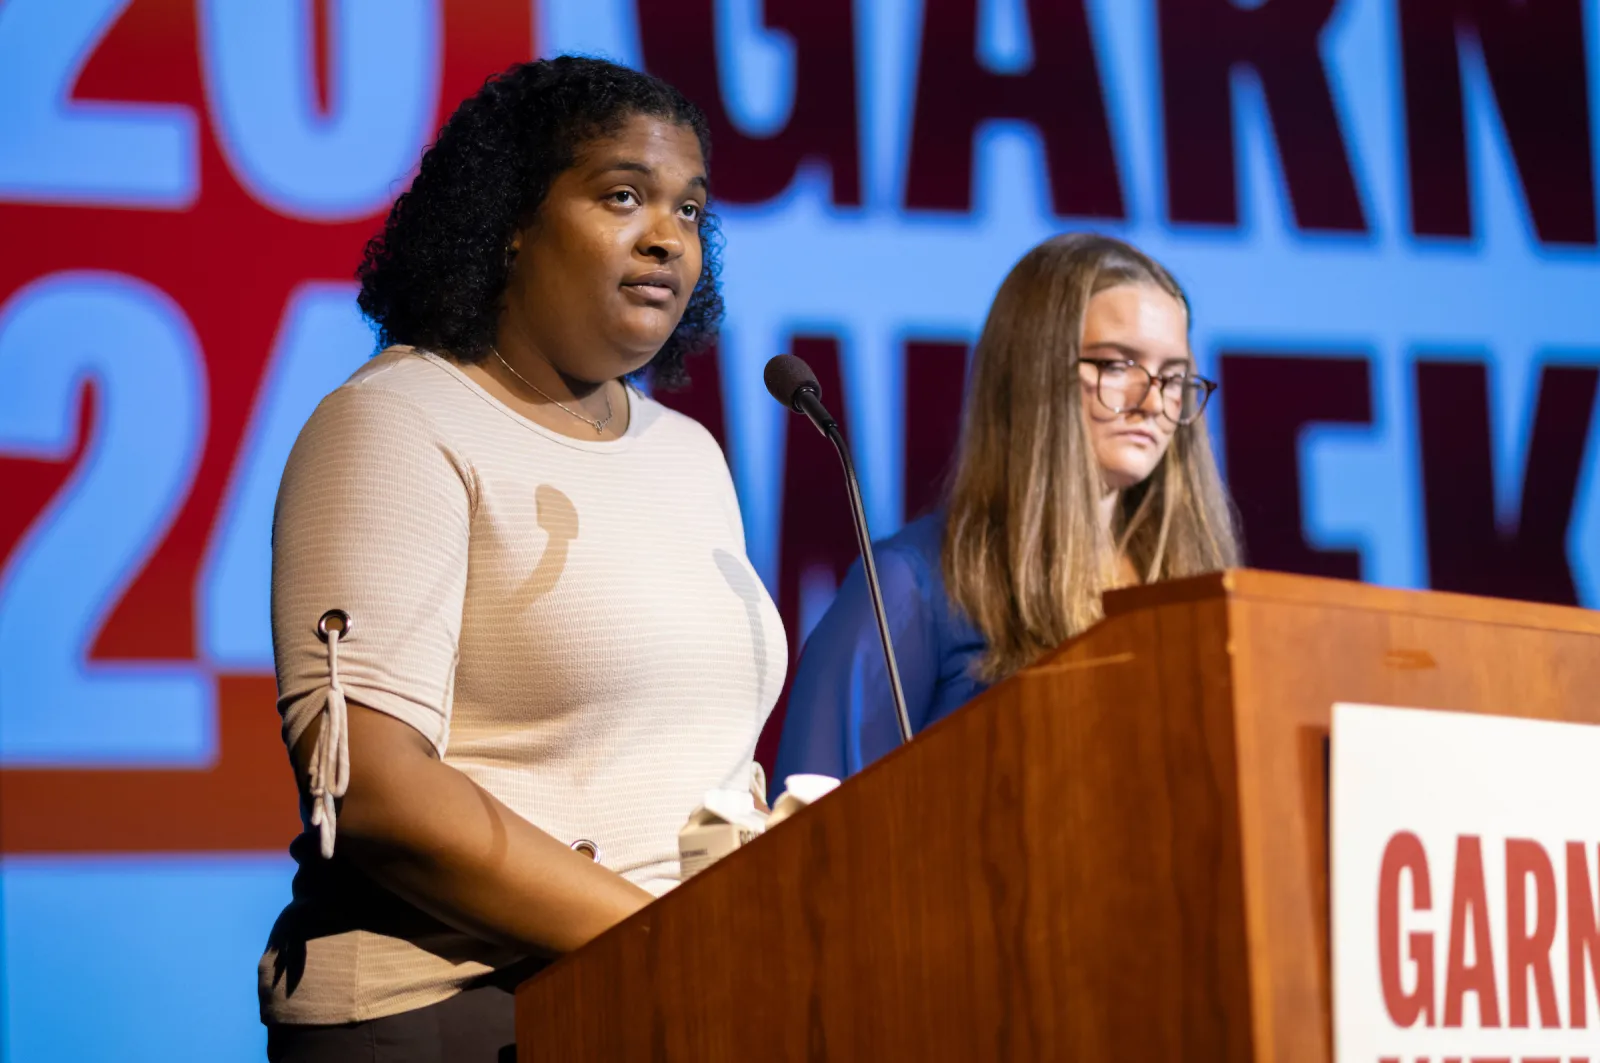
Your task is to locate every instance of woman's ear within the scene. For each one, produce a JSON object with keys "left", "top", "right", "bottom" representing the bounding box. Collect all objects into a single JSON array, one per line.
[{"left": 507, "top": 211, "right": 542, "bottom": 264}]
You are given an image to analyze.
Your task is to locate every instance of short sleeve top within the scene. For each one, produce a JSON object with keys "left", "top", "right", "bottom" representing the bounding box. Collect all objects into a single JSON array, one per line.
[{"left": 260, "top": 348, "right": 786, "bottom": 1024}]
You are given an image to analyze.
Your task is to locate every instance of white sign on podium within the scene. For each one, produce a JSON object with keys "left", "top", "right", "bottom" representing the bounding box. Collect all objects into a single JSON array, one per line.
[{"left": 1332, "top": 703, "right": 1600, "bottom": 1063}]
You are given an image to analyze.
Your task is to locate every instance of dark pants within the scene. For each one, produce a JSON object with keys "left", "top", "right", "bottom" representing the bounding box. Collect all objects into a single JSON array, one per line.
[{"left": 265, "top": 983, "right": 516, "bottom": 1063}]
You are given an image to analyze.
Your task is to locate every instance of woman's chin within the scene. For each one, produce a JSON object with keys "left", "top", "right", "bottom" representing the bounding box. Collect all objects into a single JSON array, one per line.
[
  {"left": 577, "top": 336, "right": 669, "bottom": 379},
  {"left": 1101, "top": 462, "right": 1157, "bottom": 492},
  {"left": 604, "top": 325, "right": 678, "bottom": 369},
  {"left": 614, "top": 305, "right": 682, "bottom": 342}
]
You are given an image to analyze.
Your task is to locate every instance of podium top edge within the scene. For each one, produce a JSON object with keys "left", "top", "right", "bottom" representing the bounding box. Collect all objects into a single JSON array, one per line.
[{"left": 1101, "top": 568, "right": 1600, "bottom": 635}]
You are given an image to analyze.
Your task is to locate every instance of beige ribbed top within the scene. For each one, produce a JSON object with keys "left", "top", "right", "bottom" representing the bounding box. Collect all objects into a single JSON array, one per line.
[{"left": 258, "top": 347, "right": 786, "bottom": 1024}]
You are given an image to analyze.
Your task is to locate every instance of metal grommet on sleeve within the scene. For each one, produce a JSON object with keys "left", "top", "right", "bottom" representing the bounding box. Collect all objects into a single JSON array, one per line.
[
  {"left": 317, "top": 609, "right": 353, "bottom": 643},
  {"left": 308, "top": 608, "right": 354, "bottom": 859},
  {"left": 570, "top": 838, "right": 601, "bottom": 861}
]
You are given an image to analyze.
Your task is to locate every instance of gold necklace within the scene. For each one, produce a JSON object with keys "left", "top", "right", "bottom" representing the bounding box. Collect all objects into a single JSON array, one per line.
[{"left": 490, "top": 346, "right": 615, "bottom": 435}]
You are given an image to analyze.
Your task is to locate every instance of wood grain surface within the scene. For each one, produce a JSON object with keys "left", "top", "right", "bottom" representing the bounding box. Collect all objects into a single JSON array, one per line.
[{"left": 515, "top": 570, "right": 1600, "bottom": 1061}]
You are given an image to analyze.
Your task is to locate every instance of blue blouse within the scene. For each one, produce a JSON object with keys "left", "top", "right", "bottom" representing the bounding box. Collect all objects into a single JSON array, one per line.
[{"left": 772, "top": 513, "right": 989, "bottom": 790}]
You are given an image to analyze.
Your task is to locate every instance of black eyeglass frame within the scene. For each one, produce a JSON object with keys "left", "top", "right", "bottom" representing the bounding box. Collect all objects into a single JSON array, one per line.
[{"left": 1074, "top": 357, "right": 1219, "bottom": 426}]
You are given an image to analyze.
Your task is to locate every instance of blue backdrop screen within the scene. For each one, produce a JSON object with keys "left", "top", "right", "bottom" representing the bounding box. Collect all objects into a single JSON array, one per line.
[{"left": 1, "top": 1, "right": 1596, "bottom": 1058}]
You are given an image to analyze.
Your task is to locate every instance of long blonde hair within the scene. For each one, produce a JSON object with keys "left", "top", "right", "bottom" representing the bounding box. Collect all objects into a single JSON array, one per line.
[{"left": 942, "top": 233, "right": 1240, "bottom": 682}]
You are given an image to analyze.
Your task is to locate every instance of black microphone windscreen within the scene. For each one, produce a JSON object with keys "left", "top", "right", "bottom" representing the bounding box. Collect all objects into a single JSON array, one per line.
[{"left": 763, "top": 354, "right": 820, "bottom": 409}]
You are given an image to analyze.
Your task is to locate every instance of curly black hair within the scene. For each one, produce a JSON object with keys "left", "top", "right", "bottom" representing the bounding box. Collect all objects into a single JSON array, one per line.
[{"left": 356, "top": 56, "right": 722, "bottom": 389}]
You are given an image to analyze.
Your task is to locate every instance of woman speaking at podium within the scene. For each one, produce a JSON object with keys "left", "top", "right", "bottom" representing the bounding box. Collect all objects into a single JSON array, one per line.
[
  {"left": 258, "top": 57, "right": 784, "bottom": 1061},
  {"left": 774, "top": 234, "right": 1239, "bottom": 783}
]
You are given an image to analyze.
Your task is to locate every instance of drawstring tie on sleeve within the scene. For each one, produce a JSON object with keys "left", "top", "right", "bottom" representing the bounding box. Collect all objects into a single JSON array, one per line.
[{"left": 310, "top": 609, "right": 353, "bottom": 858}]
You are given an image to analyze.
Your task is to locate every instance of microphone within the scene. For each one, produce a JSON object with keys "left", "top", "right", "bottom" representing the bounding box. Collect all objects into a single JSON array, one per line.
[{"left": 763, "top": 355, "right": 913, "bottom": 746}]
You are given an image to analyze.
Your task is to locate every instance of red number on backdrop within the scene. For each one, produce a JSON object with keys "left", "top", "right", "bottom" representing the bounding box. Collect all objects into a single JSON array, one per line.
[{"left": 0, "top": 0, "right": 533, "bottom": 845}]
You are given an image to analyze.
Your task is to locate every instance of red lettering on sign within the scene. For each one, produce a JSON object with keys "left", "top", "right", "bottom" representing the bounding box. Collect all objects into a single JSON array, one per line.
[
  {"left": 1381, "top": 831, "right": 1438, "bottom": 1027},
  {"left": 1444, "top": 835, "right": 1501, "bottom": 1027},
  {"left": 1569, "top": 842, "right": 1600, "bottom": 1028},
  {"left": 1505, "top": 838, "right": 1561, "bottom": 1028}
]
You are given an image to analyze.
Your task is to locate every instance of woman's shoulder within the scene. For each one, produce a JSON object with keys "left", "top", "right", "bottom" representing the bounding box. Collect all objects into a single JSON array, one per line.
[
  {"left": 626, "top": 391, "right": 740, "bottom": 498},
  {"left": 309, "top": 346, "right": 582, "bottom": 456},
  {"left": 297, "top": 348, "right": 447, "bottom": 437},
  {"left": 836, "top": 513, "right": 946, "bottom": 618},
  {"left": 283, "top": 349, "right": 482, "bottom": 502},
  {"left": 321, "top": 346, "right": 474, "bottom": 422},
  {"left": 874, "top": 513, "right": 945, "bottom": 579},
  {"left": 629, "top": 389, "right": 723, "bottom": 455},
  {"left": 873, "top": 513, "right": 981, "bottom": 644}
]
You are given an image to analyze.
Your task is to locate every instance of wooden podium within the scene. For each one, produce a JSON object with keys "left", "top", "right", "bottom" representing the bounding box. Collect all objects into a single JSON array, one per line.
[{"left": 514, "top": 570, "right": 1600, "bottom": 1061}]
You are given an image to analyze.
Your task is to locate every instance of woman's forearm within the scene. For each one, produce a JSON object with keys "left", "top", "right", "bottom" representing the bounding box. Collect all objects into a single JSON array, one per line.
[{"left": 295, "top": 702, "right": 654, "bottom": 954}]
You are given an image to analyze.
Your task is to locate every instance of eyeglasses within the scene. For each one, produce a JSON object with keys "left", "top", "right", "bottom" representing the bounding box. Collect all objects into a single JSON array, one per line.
[{"left": 1075, "top": 358, "right": 1218, "bottom": 426}]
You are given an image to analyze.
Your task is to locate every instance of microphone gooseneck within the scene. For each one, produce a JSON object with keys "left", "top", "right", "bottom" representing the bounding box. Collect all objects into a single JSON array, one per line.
[{"left": 763, "top": 354, "right": 914, "bottom": 747}]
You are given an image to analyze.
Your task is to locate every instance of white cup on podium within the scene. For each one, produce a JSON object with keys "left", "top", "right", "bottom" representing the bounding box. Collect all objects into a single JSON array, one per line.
[
  {"left": 677, "top": 773, "right": 843, "bottom": 880},
  {"left": 764, "top": 773, "right": 841, "bottom": 828}
]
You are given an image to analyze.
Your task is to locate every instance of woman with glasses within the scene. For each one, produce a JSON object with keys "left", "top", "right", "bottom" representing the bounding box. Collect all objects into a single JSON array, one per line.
[{"left": 772, "top": 233, "right": 1240, "bottom": 784}]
